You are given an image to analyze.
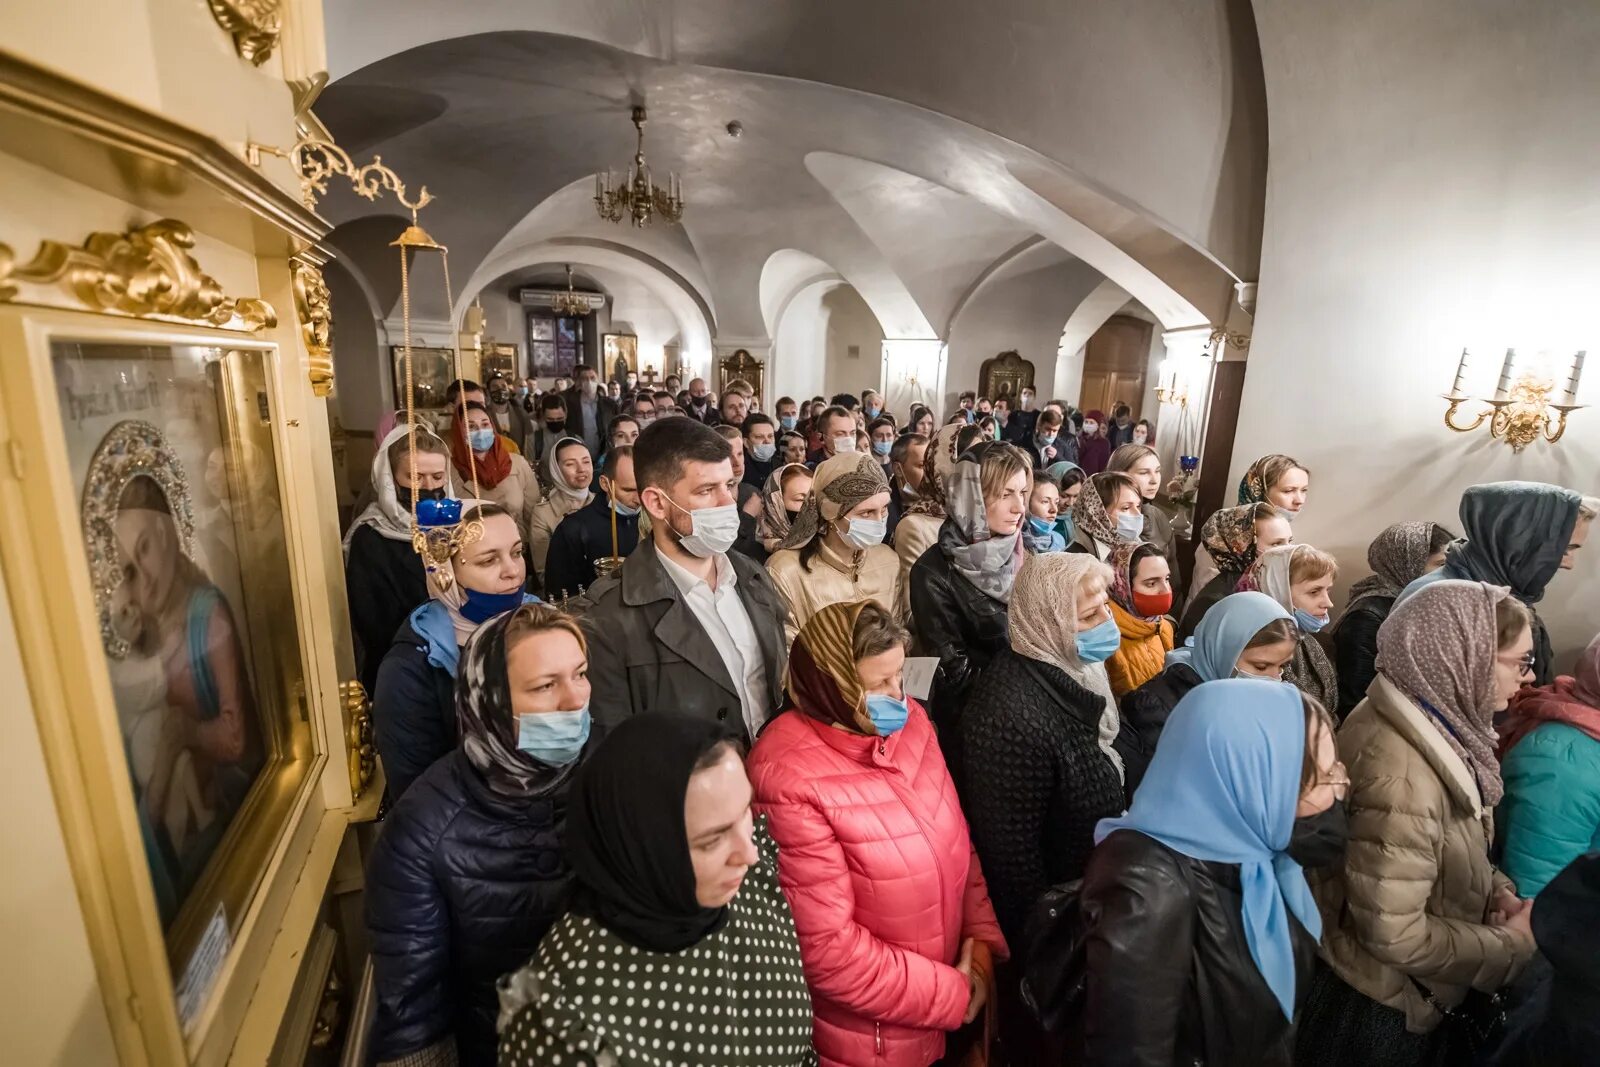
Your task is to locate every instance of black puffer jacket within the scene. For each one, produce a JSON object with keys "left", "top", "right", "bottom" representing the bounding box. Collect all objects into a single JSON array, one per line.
[
  {"left": 908, "top": 521, "right": 1011, "bottom": 735},
  {"left": 959, "top": 648, "right": 1125, "bottom": 950},
  {"left": 1331, "top": 597, "right": 1390, "bottom": 720},
  {"left": 372, "top": 614, "right": 457, "bottom": 805},
  {"left": 346, "top": 524, "right": 430, "bottom": 696},
  {"left": 1115, "top": 663, "right": 1204, "bottom": 798},
  {"left": 1075, "top": 829, "right": 1317, "bottom": 1067},
  {"left": 365, "top": 750, "right": 573, "bottom": 1067},
  {"left": 1175, "top": 569, "right": 1243, "bottom": 643}
]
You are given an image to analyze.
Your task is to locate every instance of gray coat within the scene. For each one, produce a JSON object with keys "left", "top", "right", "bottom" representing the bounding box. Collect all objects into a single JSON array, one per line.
[{"left": 579, "top": 539, "right": 788, "bottom": 745}]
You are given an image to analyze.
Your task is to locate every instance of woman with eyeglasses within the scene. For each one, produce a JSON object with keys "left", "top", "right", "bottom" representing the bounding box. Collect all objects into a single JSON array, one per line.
[{"left": 1296, "top": 580, "right": 1538, "bottom": 1067}]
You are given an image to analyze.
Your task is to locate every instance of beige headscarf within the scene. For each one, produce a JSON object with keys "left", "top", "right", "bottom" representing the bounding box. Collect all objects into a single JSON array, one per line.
[
  {"left": 782, "top": 451, "right": 889, "bottom": 550},
  {"left": 757, "top": 463, "right": 809, "bottom": 551},
  {"left": 902, "top": 422, "right": 964, "bottom": 518},
  {"left": 1008, "top": 553, "right": 1124, "bottom": 778}
]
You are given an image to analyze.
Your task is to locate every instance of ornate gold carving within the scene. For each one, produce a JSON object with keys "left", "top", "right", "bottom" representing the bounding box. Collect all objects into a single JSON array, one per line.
[
  {"left": 339, "top": 680, "right": 376, "bottom": 800},
  {"left": 247, "top": 138, "right": 433, "bottom": 215},
  {"left": 292, "top": 259, "right": 333, "bottom": 396},
  {"left": 1, "top": 219, "right": 276, "bottom": 332},
  {"left": 207, "top": 0, "right": 282, "bottom": 66}
]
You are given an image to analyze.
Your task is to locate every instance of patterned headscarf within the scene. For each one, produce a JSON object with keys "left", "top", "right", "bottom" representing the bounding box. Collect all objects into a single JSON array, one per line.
[
  {"left": 1238, "top": 544, "right": 1340, "bottom": 706},
  {"left": 786, "top": 599, "right": 876, "bottom": 735},
  {"left": 1009, "top": 553, "right": 1122, "bottom": 775},
  {"left": 1376, "top": 579, "right": 1512, "bottom": 805},
  {"left": 1237, "top": 454, "right": 1300, "bottom": 506},
  {"left": 903, "top": 422, "right": 963, "bottom": 518},
  {"left": 1202, "top": 503, "right": 1267, "bottom": 574},
  {"left": 1237, "top": 544, "right": 1299, "bottom": 609},
  {"left": 1106, "top": 539, "right": 1152, "bottom": 615},
  {"left": 757, "top": 462, "right": 807, "bottom": 550},
  {"left": 782, "top": 452, "right": 889, "bottom": 550},
  {"left": 1345, "top": 521, "right": 1440, "bottom": 616},
  {"left": 456, "top": 606, "right": 586, "bottom": 799},
  {"left": 1071, "top": 473, "right": 1130, "bottom": 552},
  {"left": 940, "top": 444, "right": 1025, "bottom": 603}
]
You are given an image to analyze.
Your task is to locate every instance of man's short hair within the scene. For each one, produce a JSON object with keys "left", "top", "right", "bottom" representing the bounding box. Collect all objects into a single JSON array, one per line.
[
  {"left": 633, "top": 417, "right": 734, "bottom": 491},
  {"left": 959, "top": 390, "right": 976, "bottom": 403},
  {"left": 889, "top": 432, "right": 926, "bottom": 468},
  {"left": 741, "top": 412, "right": 775, "bottom": 437},
  {"left": 652, "top": 390, "right": 674, "bottom": 404},
  {"left": 776, "top": 395, "right": 797, "bottom": 410},
  {"left": 446, "top": 379, "right": 484, "bottom": 408},
  {"left": 830, "top": 393, "right": 860, "bottom": 411},
  {"left": 818, "top": 405, "right": 854, "bottom": 429},
  {"left": 574, "top": 364, "right": 598, "bottom": 379},
  {"left": 713, "top": 424, "right": 742, "bottom": 444},
  {"left": 1113, "top": 402, "right": 1131, "bottom": 419},
  {"left": 604, "top": 445, "right": 635, "bottom": 477},
  {"left": 539, "top": 393, "right": 567, "bottom": 415},
  {"left": 868, "top": 416, "right": 896, "bottom": 435},
  {"left": 1037, "top": 407, "right": 1064, "bottom": 430},
  {"left": 723, "top": 378, "right": 754, "bottom": 398}
]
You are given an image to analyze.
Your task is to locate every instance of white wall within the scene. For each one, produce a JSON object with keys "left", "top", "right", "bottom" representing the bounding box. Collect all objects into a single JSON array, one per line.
[
  {"left": 1239, "top": 0, "right": 1600, "bottom": 664},
  {"left": 772, "top": 283, "right": 828, "bottom": 403},
  {"left": 822, "top": 286, "right": 886, "bottom": 401}
]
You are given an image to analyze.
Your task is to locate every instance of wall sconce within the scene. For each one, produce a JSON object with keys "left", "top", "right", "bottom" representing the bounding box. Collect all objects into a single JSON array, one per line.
[
  {"left": 1155, "top": 357, "right": 1189, "bottom": 407},
  {"left": 1442, "top": 348, "right": 1585, "bottom": 452}
]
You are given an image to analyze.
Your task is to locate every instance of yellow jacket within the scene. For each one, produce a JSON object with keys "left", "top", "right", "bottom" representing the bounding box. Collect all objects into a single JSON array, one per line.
[{"left": 1106, "top": 600, "right": 1174, "bottom": 698}]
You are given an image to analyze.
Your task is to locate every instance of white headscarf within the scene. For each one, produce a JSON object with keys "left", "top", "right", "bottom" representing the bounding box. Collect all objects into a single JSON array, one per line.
[
  {"left": 344, "top": 424, "right": 456, "bottom": 553},
  {"left": 546, "top": 436, "right": 592, "bottom": 502}
]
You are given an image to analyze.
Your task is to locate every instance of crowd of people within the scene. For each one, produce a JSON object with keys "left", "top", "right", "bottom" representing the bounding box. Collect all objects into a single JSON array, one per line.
[{"left": 344, "top": 367, "right": 1599, "bottom": 1066}]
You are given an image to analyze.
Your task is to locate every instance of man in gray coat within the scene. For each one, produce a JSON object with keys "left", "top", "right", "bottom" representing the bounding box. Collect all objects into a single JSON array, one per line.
[{"left": 580, "top": 417, "right": 788, "bottom": 744}]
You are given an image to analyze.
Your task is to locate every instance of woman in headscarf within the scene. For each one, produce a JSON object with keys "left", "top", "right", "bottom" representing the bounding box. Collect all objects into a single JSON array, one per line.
[
  {"left": 778, "top": 428, "right": 809, "bottom": 466},
  {"left": 748, "top": 601, "right": 1007, "bottom": 1067},
  {"left": 1104, "top": 540, "right": 1176, "bottom": 699},
  {"left": 1077, "top": 408, "right": 1113, "bottom": 475},
  {"left": 1107, "top": 442, "right": 1182, "bottom": 591},
  {"left": 1047, "top": 460, "right": 1086, "bottom": 546},
  {"left": 367, "top": 603, "right": 590, "bottom": 1067},
  {"left": 452, "top": 399, "right": 541, "bottom": 546},
  {"left": 1177, "top": 502, "right": 1293, "bottom": 641},
  {"left": 757, "top": 462, "right": 812, "bottom": 555},
  {"left": 1297, "top": 581, "right": 1538, "bottom": 1067},
  {"left": 1071, "top": 680, "right": 1342, "bottom": 1066},
  {"left": 1498, "top": 633, "right": 1600, "bottom": 897},
  {"left": 372, "top": 503, "right": 538, "bottom": 802},
  {"left": 526, "top": 437, "right": 594, "bottom": 584},
  {"left": 345, "top": 425, "right": 455, "bottom": 696},
  {"left": 1118, "top": 591, "right": 1297, "bottom": 794},
  {"left": 1022, "top": 476, "right": 1067, "bottom": 553},
  {"left": 908, "top": 402, "right": 936, "bottom": 439},
  {"left": 1399, "top": 482, "right": 1594, "bottom": 685},
  {"left": 1237, "top": 453, "right": 1311, "bottom": 519},
  {"left": 895, "top": 422, "right": 961, "bottom": 618},
  {"left": 1236, "top": 544, "right": 1341, "bottom": 709},
  {"left": 1333, "top": 521, "right": 1454, "bottom": 718},
  {"left": 766, "top": 453, "right": 898, "bottom": 647},
  {"left": 1067, "top": 471, "right": 1145, "bottom": 560},
  {"left": 496, "top": 714, "right": 817, "bottom": 1067},
  {"left": 960, "top": 553, "right": 1127, "bottom": 947},
  {"left": 909, "top": 441, "right": 1031, "bottom": 735}
]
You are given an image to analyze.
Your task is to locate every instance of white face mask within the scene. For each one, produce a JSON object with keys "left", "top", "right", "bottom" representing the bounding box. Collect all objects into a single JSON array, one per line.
[
  {"left": 581, "top": 379, "right": 598, "bottom": 398},
  {"left": 831, "top": 434, "right": 857, "bottom": 454},
  {"left": 1132, "top": 430, "right": 1148, "bottom": 445},
  {"left": 1021, "top": 395, "right": 1035, "bottom": 410},
  {"left": 1116, "top": 511, "right": 1146, "bottom": 541},
  {"left": 664, "top": 495, "right": 740, "bottom": 557},
  {"left": 1082, "top": 421, "right": 1099, "bottom": 436},
  {"left": 843, "top": 516, "right": 887, "bottom": 549}
]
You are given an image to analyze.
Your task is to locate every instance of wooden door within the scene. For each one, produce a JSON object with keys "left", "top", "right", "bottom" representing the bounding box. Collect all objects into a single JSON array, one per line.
[{"left": 1082, "top": 314, "right": 1153, "bottom": 417}]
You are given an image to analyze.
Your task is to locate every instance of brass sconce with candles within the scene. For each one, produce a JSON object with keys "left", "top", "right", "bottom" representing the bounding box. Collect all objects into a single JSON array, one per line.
[{"left": 1442, "top": 348, "right": 1586, "bottom": 452}]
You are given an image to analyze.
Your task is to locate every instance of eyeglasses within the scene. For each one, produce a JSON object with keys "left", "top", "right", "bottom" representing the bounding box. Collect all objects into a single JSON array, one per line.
[
  {"left": 1312, "top": 760, "right": 1350, "bottom": 798},
  {"left": 1496, "top": 651, "right": 1536, "bottom": 674}
]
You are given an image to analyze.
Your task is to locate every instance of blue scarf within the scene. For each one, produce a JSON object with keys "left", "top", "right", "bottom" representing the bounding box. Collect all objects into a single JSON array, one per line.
[{"left": 1166, "top": 591, "right": 1292, "bottom": 680}]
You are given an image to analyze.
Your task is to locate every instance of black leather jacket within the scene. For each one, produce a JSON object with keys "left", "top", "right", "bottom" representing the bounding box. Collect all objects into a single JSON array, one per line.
[
  {"left": 1075, "top": 829, "right": 1316, "bottom": 1067},
  {"left": 908, "top": 521, "right": 1011, "bottom": 734},
  {"left": 1331, "top": 597, "right": 1390, "bottom": 720}
]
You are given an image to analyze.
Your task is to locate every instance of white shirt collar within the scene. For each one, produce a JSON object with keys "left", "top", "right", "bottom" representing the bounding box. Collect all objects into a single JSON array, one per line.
[{"left": 657, "top": 544, "right": 735, "bottom": 596}]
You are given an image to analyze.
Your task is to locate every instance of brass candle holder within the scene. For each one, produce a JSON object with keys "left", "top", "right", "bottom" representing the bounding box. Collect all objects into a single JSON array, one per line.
[{"left": 1442, "top": 348, "right": 1586, "bottom": 453}]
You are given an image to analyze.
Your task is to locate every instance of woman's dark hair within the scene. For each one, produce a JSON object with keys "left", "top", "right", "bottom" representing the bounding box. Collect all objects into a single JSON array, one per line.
[
  {"left": 462, "top": 399, "right": 493, "bottom": 419},
  {"left": 692, "top": 735, "right": 746, "bottom": 772},
  {"left": 554, "top": 438, "right": 589, "bottom": 465},
  {"left": 1092, "top": 471, "right": 1140, "bottom": 509},
  {"left": 1128, "top": 542, "right": 1164, "bottom": 582},
  {"left": 1298, "top": 692, "right": 1337, "bottom": 794},
  {"left": 632, "top": 417, "right": 734, "bottom": 492},
  {"left": 1057, "top": 466, "right": 1086, "bottom": 492},
  {"left": 955, "top": 423, "right": 986, "bottom": 454},
  {"left": 1428, "top": 523, "right": 1457, "bottom": 555},
  {"left": 1245, "top": 616, "right": 1299, "bottom": 650}
]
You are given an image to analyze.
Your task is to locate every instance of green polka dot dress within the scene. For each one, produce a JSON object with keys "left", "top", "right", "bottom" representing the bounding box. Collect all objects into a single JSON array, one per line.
[{"left": 497, "top": 824, "right": 817, "bottom": 1066}]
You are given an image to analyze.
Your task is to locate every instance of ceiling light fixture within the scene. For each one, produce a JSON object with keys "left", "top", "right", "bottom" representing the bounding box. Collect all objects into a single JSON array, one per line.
[
  {"left": 594, "top": 106, "right": 685, "bottom": 227},
  {"left": 552, "top": 264, "right": 589, "bottom": 317}
]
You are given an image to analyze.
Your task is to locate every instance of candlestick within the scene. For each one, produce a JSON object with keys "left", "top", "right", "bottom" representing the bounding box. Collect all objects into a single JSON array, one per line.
[
  {"left": 1448, "top": 348, "right": 1470, "bottom": 398},
  {"left": 1561, "top": 350, "right": 1586, "bottom": 406},
  {"left": 1492, "top": 348, "right": 1516, "bottom": 401},
  {"left": 610, "top": 495, "right": 619, "bottom": 559}
]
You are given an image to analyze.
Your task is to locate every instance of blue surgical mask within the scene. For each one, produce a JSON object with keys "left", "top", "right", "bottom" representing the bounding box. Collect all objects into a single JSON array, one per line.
[
  {"left": 872, "top": 439, "right": 892, "bottom": 457},
  {"left": 516, "top": 706, "right": 591, "bottom": 766},
  {"left": 1075, "top": 615, "right": 1122, "bottom": 664},
  {"left": 866, "top": 406, "right": 881, "bottom": 420},
  {"left": 1055, "top": 515, "right": 1076, "bottom": 544},
  {"left": 779, "top": 415, "right": 798, "bottom": 431},
  {"left": 1038, "top": 433, "right": 1057, "bottom": 448},
  {"left": 460, "top": 588, "right": 524, "bottom": 624},
  {"left": 865, "top": 693, "right": 909, "bottom": 736},
  {"left": 751, "top": 442, "right": 777, "bottom": 462},
  {"left": 1294, "top": 609, "right": 1330, "bottom": 634},
  {"left": 611, "top": 499, "right": 640, "bottom": 518},
  {"left": 1115, "top": 511, "right": 1146, "bottom": 542},
  {"left": 1028, "top": 515, "right": 1055, "bottom": 535},
  {"left": 468, "top": 428, "right": 497, "bottom": 452}
]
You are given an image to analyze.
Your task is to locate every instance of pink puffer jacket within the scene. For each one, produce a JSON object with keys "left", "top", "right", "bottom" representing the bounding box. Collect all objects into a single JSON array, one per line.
[{"left": 748, "top": 701, "right": 1008, "bottom": 1067}]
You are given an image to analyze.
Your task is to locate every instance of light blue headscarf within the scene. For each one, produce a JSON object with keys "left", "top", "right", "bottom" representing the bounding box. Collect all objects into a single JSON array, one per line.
[
  {"left": 1166, "top": 591, "right": 1293, "bottom": 680},
  {"left": 1094, "top": 678, "right": 1320, "bottom": 1018}
]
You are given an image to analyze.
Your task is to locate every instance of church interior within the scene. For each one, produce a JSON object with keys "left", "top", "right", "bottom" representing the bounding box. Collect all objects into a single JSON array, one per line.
[{"left": 1, "top": 1, "right": 1596, "bottom": 1064}]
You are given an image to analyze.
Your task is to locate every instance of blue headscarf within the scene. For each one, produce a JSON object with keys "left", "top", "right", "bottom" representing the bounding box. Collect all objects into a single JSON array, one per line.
[
  {"left": 1095, "top": 678, "right": 1320, "bottom": 1018},
  {"left": 1166, "top": 591, "right": 1292, "bottom": 680}
]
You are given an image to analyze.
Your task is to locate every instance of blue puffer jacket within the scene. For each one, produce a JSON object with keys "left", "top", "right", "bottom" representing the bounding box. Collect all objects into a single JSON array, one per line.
[
  {"left": 1500, "top": 722, "right": 1600, "bottom": 896},
  {"left": 372, "top": 601, "right": 461, "bottom": 805},
  {"left": 365, "top": 749, "right": 573, "bottom": 1067}
]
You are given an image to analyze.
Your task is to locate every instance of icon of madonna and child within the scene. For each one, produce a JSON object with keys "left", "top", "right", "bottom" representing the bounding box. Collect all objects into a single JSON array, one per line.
[{"left": 82, "top": 420, "right": 265, "bottom": 927}]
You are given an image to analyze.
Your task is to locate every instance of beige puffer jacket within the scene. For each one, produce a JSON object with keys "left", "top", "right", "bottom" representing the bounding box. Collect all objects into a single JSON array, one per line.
[{"left": 1311, "top": 672, "right": 1534, "bottom": 1031}]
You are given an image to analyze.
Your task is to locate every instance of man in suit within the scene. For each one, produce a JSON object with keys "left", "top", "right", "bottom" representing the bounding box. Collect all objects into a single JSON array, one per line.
[
  {"left": 580, "top": 418, "right": 788, "bottom": 745},
  {"left": 560, "top": 363, "right": 618, "bottom": 464}
]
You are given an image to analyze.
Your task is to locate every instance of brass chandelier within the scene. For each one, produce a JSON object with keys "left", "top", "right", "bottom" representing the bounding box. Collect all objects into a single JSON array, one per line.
[
  {"left": 594, "top": 106, "right": 685, "bottom": 227},
  {"left": 552, "top": 264, "right": 589, "bottom": 317}
]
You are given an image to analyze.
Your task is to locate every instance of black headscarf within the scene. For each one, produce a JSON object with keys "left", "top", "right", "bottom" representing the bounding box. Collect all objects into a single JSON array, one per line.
[
  {"left": 455, "top": 608, "right": 582, "bottom": 799},
  {"left": 566, "top": 714, "right": 737, "bottom": 952}
]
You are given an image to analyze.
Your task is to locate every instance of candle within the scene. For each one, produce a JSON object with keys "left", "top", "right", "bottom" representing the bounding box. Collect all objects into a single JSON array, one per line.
[
  {"left": 1562, "top": 350, "right": 1586, "bottom": 406},
  {"left": 609, "top": 496, "right": 619, "bottom": 560},
  {"left": 1449, "top": 348, "right": 1470, "bottom": 397},
  {"left": 1493, "top": 348, "right": 1516, "bottom": 401}
]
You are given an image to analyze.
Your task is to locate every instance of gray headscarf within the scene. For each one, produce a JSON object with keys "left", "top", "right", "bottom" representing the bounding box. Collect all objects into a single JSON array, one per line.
[
  {"left": 939, "top": 445, "right": 1025, "bottom": 603},
  {"left": 1345, "top": 521, "right": 1440, "bottom": 616}
]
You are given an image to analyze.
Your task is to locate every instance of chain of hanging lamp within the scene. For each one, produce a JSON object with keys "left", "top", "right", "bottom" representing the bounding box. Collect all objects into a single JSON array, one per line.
[{"left": 551, "top": 263, "right": 589, "bottom": 317}]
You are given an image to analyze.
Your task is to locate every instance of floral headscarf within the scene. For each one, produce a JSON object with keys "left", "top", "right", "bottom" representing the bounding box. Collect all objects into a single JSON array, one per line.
[
  {"left": 786, "top": 599, "right": 878, "bottom": 735},
  {"left": 1237, "top": 454, "right": 1300, "bottom": 506},
  {"left": 1071, "top": 474, "right": 1123, "bottom": 552},
  {"left": 903, "top": 423, "right": 963, "bottom": 519},
  {"left": 782, "top": 452, "right": 888, "bottom": 550},
  {"left": 1376, "top": 579, "right": 1512, "bottom": 805},
  {"left": 757, "top": 462, "right": 807, "bottom": 550},
  {"left": 940, "top": 444, "right": 1025, "bottom": 603},
  {"left": 1345, "top": 521, "right": 1440, "bottom": 616},
  {"left": 1202, "top": 503, "right": 1266, "bottom": 574},
  {"left": 1106, "top": 539, "right": 1154, "bottom": 616}
]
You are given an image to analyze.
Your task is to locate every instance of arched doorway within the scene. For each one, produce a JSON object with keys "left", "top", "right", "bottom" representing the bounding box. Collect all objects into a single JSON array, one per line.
[{"left": 1079, "top": 313, "right": 1154, "bottom": 419}]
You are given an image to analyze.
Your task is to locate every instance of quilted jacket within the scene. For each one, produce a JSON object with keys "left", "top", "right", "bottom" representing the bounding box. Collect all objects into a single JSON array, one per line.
[
  {"left": 1309, "top": 673, "right": 1534, "bottom": 1032},
  {"left": 1106, "top": 600, "right": 1175, "bottom": 699},
  {"left": 748, "top": 700, "right": 1009, "bottom": 1067},
  {"left": 908, "top": 527, "right": 1011, "bottom": 736},
  {"left": 1500, "top": 722, "right": 1600, "bottom": 897}
]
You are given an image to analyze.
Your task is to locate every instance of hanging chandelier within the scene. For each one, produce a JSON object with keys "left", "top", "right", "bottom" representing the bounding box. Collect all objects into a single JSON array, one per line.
[
  {"left": 594, "top": 106, "right": 685, "bottom": 227},
  {"left": 552, "top": 264, "right": 589, "bottom": 317}
]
